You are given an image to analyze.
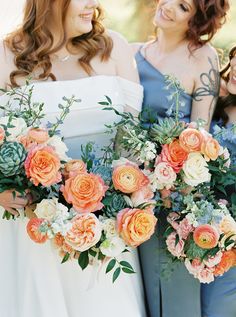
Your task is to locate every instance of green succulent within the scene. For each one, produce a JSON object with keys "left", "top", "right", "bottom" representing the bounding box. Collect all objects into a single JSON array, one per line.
[
  {"left": 91, "top": 165, "right": 112, "bottom": 185},
  {"left": 103, "top": 192, "right": 128, "bottom": 218},
  {"left": 150, "top": 117, "right": 185, "bottom": 144},
  {"left": 0, "top": 141, "right": 27, "bottom": 176}
]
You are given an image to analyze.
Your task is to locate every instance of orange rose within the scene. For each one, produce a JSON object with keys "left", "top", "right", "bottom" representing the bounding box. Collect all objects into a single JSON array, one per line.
[
  {"left": 160, "top": 140, "right": 188, "bottom": 172},
  {"left": 61, "top": 172, "right": 108, "bottom": 213},
  {"left": 179, "top": 128, "right": 203, "bottom": 153},
  {"left": 64, "top": 159, "right": 87, "bottom": 178},
  {"left": 24, "top": 145, "right": 62, "bottom": 186},
  {"left": 65, "top": 213, "right": 101, "bottom": 252},
  {"left": 193, "top": 224, "right": 219, "bottom": 249},
  {"left": 214, "top": 250, "right": 236, "bottom": 276},
  {"left": 18, "top": 135, "right": 37, "bottom": 150},
  {"left": 27, "top": 218, "right": 48, "bottom": 244},
  {"left": 28, "top": 128, "right": 49, "bottom": 144},
  {"left": 201, "top": 137, "right": 220, "bottom": 161},
  {"left": 112, "top": 164, "right": 149, "bottom": 194},
  {"left": 117, "top": 208, "right": 157, "bottom": 247}
]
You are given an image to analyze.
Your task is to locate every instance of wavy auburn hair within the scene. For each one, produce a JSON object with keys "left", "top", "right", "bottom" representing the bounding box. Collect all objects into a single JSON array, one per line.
[
  {"left": 213, "top": 45, "right": 236, "bottom": 125},
  {"left": 186, "top": 0, "right": 230, "bottom": 48},
  {"left": 5, "top": 0, "right": 113, "bottom": 87}
]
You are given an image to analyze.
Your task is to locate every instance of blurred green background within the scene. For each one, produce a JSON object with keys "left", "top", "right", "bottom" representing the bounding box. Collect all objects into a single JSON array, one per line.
[{"left": 100, "top": 0, "right": 235, "bottom": 51}]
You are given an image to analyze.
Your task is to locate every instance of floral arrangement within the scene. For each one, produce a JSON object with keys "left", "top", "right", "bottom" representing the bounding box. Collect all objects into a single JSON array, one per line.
[
  {"left": 166, "top": 197, "right": 236, "bottom": 283},
  {"left": 26, "top": 154, "right": 157, "bottom": 282},
  {"left": 0, "top": 83, "right": 77, "bottom": 219}
]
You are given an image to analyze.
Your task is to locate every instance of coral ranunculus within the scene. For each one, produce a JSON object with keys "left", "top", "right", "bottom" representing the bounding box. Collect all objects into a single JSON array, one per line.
[
  {"left": 214, "top": 250, "right": 236, "bottom": 276},
  {"left": 24, "top": 145, "right": 62, "bottom": 186},
  {"left": 179, "top": 128, "right": 203, "bottom": 153},
  {"left": 201, "top": 137, "right": 220, "bottom": 161},
  {"left": 193, "top": 224, "right": 220, "bottom": 249},
  {"left": 28, "top": 128, "right": 49, "bottom": 144},
  {"left": 160, "top": 140, "right": 188, "bottom": 172},
  {"left": 65, "top": 213, "right": 102, "bottom": 252},
  {"left": 117, "top": 208, "right": 157, "bottom": 247},
  {"left": 27, "top": 218, "right": 48, "bottom": 244},
  {"left": 61, "top": 172, "right": 108, "bottom": 213},
  {"left": 112, "top": 164, "right": 149, "bottom": 194}
]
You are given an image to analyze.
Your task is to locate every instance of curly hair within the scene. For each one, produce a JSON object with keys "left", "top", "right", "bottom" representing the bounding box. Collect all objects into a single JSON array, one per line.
[
  {"left": 186, "top": 0, "right": 230, "bottom": 48},
  {"left": 213, "top": 45, "right": 236, "bottom": 125},
  {"left": 4, "top": 0, "right": 113, "bottom": 87}
]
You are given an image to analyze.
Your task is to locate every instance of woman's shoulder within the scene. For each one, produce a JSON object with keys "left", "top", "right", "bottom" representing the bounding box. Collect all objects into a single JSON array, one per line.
[
  {"left": 0, "top": 38, "right": 15, "bottom": 89},
  {"left": 192, "top": 43, "right": 218, "bottom": 67}
]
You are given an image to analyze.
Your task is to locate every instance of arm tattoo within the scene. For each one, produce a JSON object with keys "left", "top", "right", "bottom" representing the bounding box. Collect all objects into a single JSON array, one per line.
[{"left": 193, "top": 57, "right": 220, "bottom": 102}]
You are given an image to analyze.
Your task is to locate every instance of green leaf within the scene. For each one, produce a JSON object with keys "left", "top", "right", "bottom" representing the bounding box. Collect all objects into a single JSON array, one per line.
[
  {"left": 120, "top": 261, "right": 134, "bottom": 270},
  {"left": 112, "top": 267, "right": 121, "bottom": 283},
  {"left": 98, "top": 102, "right": 109, "bottom": 106},
  {"left": 122, "top": 267, "right": 136, "bottom": 274},
  {"left": 78, "top": 251, "right": 89, "bottom": 270},
  {"left": 89, "top": 249, "right": 97, "bottom": 257},
  {"left": 61, "top": 252, "right": 70, "bottom": 264},
  {"left": 106, "top": 259, "right": 116, "bottom": 274},
  {"left": 105, "top": 95, "right": 112, "bottom": 104}
]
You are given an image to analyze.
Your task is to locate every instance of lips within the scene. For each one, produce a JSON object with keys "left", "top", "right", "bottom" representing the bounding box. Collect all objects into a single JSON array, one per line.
[
  {"left": 160, "top": 8, "right": 173, "bottom": 21},
  {"left": 79, "top": 12, "right": 94, "bottom": 21}
]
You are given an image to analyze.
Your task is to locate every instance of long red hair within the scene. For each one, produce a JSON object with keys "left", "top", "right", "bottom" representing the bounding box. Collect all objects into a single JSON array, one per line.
[{"left": 5, "top": 0, "right": 113, "bottom": 87}]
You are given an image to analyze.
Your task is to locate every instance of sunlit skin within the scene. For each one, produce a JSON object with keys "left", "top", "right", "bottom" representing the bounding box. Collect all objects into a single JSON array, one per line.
[{"left": 227, "top": 56, "right": 236, "bottom": 95}]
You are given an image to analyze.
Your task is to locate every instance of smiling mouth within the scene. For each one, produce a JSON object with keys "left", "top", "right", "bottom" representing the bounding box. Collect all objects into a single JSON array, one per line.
[
  {"left": 79, "top": 13, "right": 93, "bottom": 21},
  {"left": 160, "top": 8, "right": 173, "bottom": 21}
]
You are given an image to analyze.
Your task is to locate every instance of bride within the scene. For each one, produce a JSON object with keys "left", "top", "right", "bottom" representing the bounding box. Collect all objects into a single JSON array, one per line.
[{"left": 0, "top": 1, "right": 146, "bottom": 316}]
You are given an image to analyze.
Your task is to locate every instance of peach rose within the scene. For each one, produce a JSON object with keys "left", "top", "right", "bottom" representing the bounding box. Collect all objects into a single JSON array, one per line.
[
  {"left": 179, "top": 128, "right": 203, "bottom": 152},
  {"left": 18, "top": 135, "right": 37, "bottom": 150},
  {"left": 64, "top": 159, "right": 87, "bottom": 178},
  {"left": 61, "top": 172, "right": 108, "bottom": 213},
  {"left": 117, "top": 208, "right": 157, "bottom": 247},
  {"left": 27, "top": 218, "right": 48, "bottom": 244},
  {"left": 160, "top": 140, "right": 188, "bottom": 173},
  {"left": 203, "top": 251, "right": 223, "bottom": 268},
  {"left": 198, "top": 267, "right": 215, "bottom": 284},
  {"left": 112, "top": 164, "right": 149, "bottom": 194},
  {"left": 201, "top": 137, "right": 220, "bottom": 161},
  {"left": 193, "top": 224, "right": 220, "bottom": 249},
  {"left": 219, "top": 215, "right": 236, "bottom": 235},
  {"left": 24, "top": 145, "right": 62, "bottom": 186},
  {"left": 130, "top": 185, "right": 154, "bottom": 207},
  {"left": 28, "top": 128, "right": 49, "bottom": 144},
  {"left": 185, "top": 258, "right": 205, "bottom": 277},
  {"left": 152, "top": 162, "right": 176, "bottom": 190},
  {"left": 0, "top": 126, "right": 5, "bottom": 145},
  {"left": 65, "top": 213, "right": 101, "bottom": 252},
  {"left": 214, "top": 250, "right": 236, "bottom": 276},
  {"left": 166, "top": 232, "right": 185, "bottom": 258}
]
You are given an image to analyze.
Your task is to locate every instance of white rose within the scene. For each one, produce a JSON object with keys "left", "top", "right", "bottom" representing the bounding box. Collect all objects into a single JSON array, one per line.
[
  {"left": 100, "top": 236, "right": 126, "bottom": 257},
  {"left": 0, "top": 117, "right": 27, "bottom": 141},
  {"left": 47, "top": 135, "right": 69, "bottom": 161},
  {"left": 151, "top": 162, "right": 176, "bottom": 190},
  {"left": 219, "top": 146, "right": 231, "bottom": 169},
  {"left": 183, "top": 153, "right": 211, "bottom": 186},
  {"left": 101, "top": 218, "right": 118, "bottom": 238},
  {"left": 35, "top": 197, "right": 68, "bottom": 221}
]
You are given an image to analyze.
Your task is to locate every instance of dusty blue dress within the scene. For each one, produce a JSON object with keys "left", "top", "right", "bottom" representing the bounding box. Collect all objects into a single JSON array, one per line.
[
  {"left": 135, "top": 50, "right": 201, "bottom": 317},
  {"left": 201, "top": 121, "right": 236, "bottom": 317}
]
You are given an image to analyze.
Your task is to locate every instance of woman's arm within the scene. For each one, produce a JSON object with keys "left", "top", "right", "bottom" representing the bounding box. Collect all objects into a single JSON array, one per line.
[{"left": 191, "top": 45, "right": 220, "bottom": 130}]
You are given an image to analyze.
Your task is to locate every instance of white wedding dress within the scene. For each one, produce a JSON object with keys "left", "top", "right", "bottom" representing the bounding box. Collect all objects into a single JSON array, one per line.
[{"left": 0, "top": 76, "right": 147, "bottom": 317}]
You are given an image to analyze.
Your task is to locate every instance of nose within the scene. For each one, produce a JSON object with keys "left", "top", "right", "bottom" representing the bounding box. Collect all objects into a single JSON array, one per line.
[
  {"left": 162, "top": 0, "right": 175, "bottom": 13},
  {"left": 86, "top": 0, "right": 98, "bottom": 9}
]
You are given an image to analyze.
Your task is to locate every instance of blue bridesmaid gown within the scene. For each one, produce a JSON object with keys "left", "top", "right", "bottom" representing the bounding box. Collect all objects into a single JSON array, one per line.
[
  {"left": 135, "top": 50, "right": 201, "bottom": 317},
  {"left": 201, "top": 121, "right": 236, "bottom": 317}
]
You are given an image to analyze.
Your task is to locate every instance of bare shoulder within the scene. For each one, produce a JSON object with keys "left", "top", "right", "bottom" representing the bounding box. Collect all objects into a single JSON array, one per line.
[
  {"left": 130, "top": 42, "right": 144, "bottom": 55},
  {"left": 192, "top": 44, "right": 219, "bottom": 68}
]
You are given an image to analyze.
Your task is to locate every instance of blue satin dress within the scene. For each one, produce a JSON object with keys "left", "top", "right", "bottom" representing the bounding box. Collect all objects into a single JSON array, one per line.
[
  {"left": 135, "top": 50, "right": 201, "bottom": 317},
  {"left": 201, "top": 121, "right": 236, "bottom": 317}
]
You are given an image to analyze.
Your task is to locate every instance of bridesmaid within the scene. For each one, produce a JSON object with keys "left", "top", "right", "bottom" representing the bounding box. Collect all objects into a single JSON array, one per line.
[
  {"left": 201, "top": 45, "right": 236, "bottom": 317},
  {"left": 132, "top": 0, "right": 230, "bottom": 316}
]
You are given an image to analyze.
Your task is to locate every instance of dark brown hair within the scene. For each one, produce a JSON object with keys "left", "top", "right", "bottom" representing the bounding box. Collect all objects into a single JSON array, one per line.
[
  {"left": 213, "top": 45, "right": 236, "bottom": 125},
  {"left": 186, "top": 0, "right": 230, "bottom": 48},
  {"left": 4, "top": 0, "right": 113, "bottom": 87}
]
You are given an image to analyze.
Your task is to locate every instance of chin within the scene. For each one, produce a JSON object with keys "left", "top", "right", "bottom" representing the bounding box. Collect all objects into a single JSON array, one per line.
[{"left": 227, "top": 83, "right": 236, "bottom": 96}]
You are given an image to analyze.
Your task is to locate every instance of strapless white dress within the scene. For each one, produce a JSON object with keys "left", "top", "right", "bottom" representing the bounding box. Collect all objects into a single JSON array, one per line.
[{"left": 0, "top": 76, "right": 147, "bottom": 317}]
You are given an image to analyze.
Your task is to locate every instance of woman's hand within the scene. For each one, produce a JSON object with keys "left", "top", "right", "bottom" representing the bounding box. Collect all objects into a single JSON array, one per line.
[{"left": 0, "top": 190, "right": 29, "bottom": 216}]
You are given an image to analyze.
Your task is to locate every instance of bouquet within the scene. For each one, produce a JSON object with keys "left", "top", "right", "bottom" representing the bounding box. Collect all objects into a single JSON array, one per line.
[
  {"left": 26, "top": 149, "right": 157, "bottom": 282},
  {"left": 0, "top": 83, "right": 77, "bottom": 219}
]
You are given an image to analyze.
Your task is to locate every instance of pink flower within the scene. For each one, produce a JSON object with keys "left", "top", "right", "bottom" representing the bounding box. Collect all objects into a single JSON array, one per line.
[
  {"left": 0, "top": 127, "right": 5, "bottom": 145},
  {"left": 167, "top": 212, "right": 180, "bottom": 230},
  {"left": 27, "top": 128, "right": 49, "bottom": 144},
  {"left": 176, "top": 218, "right": 194, "bottom": 240},
  {"left": 152, "top": 162, "right": 176, "bottom": 190},
  {"left": 204, "top": 251, "right": 223, "bottom": 268},
  {"left": 160, "top": 140, "right": 188, "bottom": 173},
  {"left": 130, "top": 185, "right": 154, "bottom": 207},
  {"left": 166, "top": 232, "right": 185, "bottom": 258},
  {"left": 197, "top": 267, "right": 215, "bottom": 284},
  {"left": 185, "top": 258, "right": 204, "bottom": 277},
  {"left": 65, "top": 213, "right": 102, "bottom": 252}
]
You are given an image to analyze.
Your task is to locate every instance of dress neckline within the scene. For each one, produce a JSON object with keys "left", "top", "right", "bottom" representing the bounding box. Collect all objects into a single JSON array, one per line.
[{"left": 136, "top": 51, "right": 192, "bottom": 99}]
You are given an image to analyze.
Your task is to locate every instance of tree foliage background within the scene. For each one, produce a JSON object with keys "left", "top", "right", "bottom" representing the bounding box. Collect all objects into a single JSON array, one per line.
[{"left": 100, "top": 0, "right": 236, "bottom": 51}]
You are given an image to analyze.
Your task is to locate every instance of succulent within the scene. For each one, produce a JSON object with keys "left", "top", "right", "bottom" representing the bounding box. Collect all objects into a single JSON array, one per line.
[
  {"left": 150, "top": 117, "right": 185, "bottom": 144},
  {"left": 0, "top": 141, "right": 27, "bottom": 176},
  {"left": 103, "top": 192, "right": 128, "bottom": 218},
  {"left": 91, "top": 165, "right": 112, "bottom": 185}
]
